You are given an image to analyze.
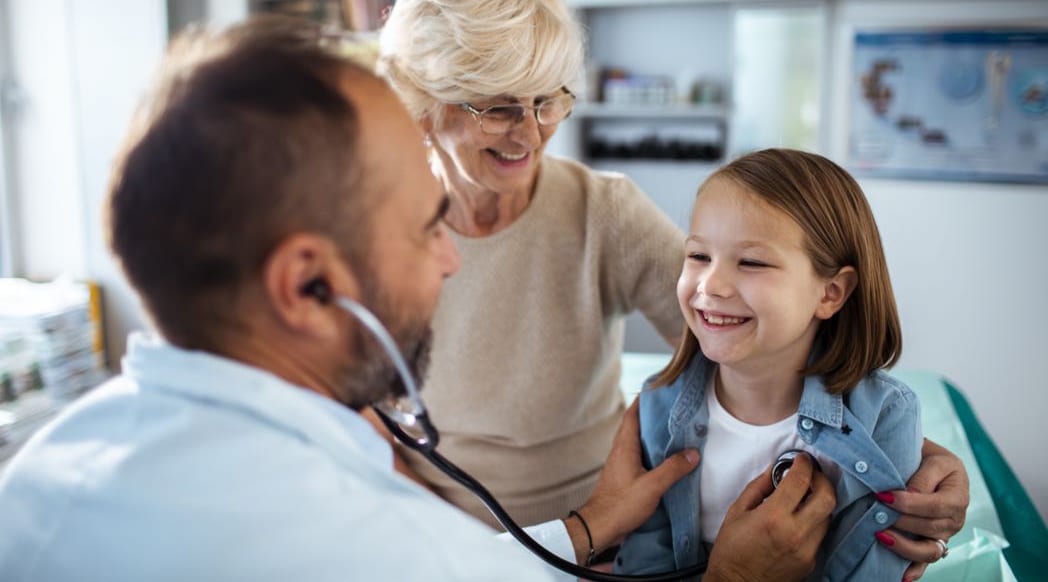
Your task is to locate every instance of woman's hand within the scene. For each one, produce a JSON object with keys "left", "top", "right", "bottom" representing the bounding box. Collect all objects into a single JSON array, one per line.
[
  {"left": 569, "top": 400, "right": 700, "bottom": 563},
  {"left": 875, "top": 438, "right": 970, "bottom": 581}
]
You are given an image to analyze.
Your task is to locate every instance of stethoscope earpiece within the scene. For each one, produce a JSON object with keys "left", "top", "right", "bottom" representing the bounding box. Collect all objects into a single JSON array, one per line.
[{"left": 301, "top": 278, "right": 333, "bottom": 304}]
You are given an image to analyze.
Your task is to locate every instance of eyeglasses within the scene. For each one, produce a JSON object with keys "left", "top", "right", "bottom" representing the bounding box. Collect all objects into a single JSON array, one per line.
[{"left": 458, "top": 91, "right": 576, "bottom": 135}]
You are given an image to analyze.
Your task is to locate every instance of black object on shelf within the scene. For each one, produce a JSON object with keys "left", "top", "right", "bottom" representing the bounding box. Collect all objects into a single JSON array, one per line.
[{"left": 586, "top": 136, "right": 723, "bottom": 161}]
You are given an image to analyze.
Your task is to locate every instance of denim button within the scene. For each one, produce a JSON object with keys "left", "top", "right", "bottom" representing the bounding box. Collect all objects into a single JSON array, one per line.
[
  {"left": 694, "top": 424, "right": 708, "bottom": 438},
  {"left": 855, "top": 461, "right": 869, "bottom": 473},
  {"left": 800, "top": 418, "right": 814, "bottom": 430},
  {"left": 682, "top": 535, "right": 691, "bottom": 550},
  {"left": 874, "top": 511, "right": 889, "bottom": 524}
]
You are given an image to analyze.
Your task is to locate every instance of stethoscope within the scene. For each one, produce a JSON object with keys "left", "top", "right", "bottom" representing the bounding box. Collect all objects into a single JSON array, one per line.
[{"left": 302, "top": 279, "right": 706, "bottom": 581}]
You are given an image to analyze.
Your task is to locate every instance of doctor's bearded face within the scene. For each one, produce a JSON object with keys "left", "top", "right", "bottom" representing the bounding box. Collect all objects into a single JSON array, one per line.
[
  {"left": 336, "top": 274, "right": 434, "bottom": 410},
  {"left": 330, "top": 77, "right": 458, "bottom": 410}
]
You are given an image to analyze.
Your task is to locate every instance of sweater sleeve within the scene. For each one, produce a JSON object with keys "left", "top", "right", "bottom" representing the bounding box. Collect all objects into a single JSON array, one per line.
[{"left": 603, "top": 175, "right": 685, "bottom": 341}]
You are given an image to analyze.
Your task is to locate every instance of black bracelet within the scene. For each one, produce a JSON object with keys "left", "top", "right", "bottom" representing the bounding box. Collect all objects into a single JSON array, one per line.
[{"left": 568, "top": 510, "right": 596, "bottom": 566}]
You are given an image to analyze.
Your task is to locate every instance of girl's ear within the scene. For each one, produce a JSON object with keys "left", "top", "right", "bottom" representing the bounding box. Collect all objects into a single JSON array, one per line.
[{"left": 815, "top": 266, "right": 858, "bottom": 320}]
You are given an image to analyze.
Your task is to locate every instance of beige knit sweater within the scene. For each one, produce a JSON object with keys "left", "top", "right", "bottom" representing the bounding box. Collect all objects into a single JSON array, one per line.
[{"left": 404, "top": 156, "right": 684, "bottom": 528}]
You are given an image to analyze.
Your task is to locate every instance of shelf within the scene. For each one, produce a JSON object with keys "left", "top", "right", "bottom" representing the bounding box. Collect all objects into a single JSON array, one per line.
[
  {"left": 568, "top": 0, "right": 727, "bottom": 7},
  {"left": 567, "top": 0, "right": 800, "bottom": 6},
  {"left": 574, "top": 103, "right": 728, "bottom": 120},
  {"left": 589, "top": 158, "right": 724, "bottom": 168}
]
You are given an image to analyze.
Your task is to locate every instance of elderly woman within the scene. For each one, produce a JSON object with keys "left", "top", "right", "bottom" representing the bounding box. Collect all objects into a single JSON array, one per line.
[
  {"left": 379, "top": 0, "right": 682, "bottom": 528},
  {"left": 378, "top": 0, "right": 967, "bottom": 575}
]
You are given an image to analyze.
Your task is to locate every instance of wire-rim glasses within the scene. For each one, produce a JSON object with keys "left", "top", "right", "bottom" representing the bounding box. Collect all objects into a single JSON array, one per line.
[{"left": 458, "top": 90, "right": 576, "bottom": 135}]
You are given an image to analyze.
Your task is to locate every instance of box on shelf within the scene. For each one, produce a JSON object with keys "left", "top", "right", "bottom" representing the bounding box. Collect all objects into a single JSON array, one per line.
[
  {"left": 601, "top": 74, "right": 676, "bottom": 107},
  {"left": 586, "top": 121, "right": 725, "bottom": 161}
]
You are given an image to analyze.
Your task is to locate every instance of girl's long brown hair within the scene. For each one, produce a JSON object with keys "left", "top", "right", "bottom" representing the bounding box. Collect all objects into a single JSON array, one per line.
[{"left": 652, "top": 149, "right": 901, "bottom": 394}]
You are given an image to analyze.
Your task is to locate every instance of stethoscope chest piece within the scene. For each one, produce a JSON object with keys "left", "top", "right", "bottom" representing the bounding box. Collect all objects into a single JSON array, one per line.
[{"left": 771, "top": 449, "right": 823, "bottom": 489}]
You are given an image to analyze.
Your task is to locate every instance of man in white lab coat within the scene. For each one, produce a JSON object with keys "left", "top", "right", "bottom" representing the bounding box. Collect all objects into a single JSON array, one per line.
[{"left": 0, "top": 16, "right": 965, "bottom": 582}]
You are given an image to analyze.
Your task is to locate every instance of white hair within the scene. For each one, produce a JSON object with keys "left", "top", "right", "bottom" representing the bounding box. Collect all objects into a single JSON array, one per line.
[{"left": 377, "top": 0, "right": 584, "bottom": 122}]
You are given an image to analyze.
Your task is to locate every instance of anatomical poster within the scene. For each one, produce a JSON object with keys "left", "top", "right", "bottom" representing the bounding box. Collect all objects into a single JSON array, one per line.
[{"left": 849, "top": 29, "right": 1048, "bottom": 183}]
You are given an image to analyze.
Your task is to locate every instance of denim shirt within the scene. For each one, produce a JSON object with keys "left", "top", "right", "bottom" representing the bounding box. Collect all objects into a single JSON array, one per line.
[{"left": 613, "top": 353, "right": 922, "bottom": 581}]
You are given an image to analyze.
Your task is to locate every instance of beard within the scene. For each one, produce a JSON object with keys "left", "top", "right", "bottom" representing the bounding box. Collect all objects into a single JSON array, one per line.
[{"left": 335, "top": 277, "right": 434, "bottom": 411}]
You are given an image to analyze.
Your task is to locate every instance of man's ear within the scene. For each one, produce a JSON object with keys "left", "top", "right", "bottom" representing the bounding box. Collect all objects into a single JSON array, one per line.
[
  {"left": 815, "top": 266, "right": 858, "bottom": 321},
  {"left": 262, "top": 233, "right": 361, "bottom": 338}
]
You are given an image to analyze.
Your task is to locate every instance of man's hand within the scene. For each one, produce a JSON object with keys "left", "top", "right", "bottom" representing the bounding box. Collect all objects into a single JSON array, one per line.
[
  {"left": 705, "top": 454, "right": 836, "bottom": 582},
  {"left": 569, "top": 400, "right": 700, "bottom": 563},
  {"left": 875, "top": 438, "right": 969, "bottom": 580}
]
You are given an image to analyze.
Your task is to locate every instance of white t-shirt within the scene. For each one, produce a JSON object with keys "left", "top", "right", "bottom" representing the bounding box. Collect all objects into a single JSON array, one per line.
[{"left": 699, "top": 377, "right": 841, "bottom": 543}]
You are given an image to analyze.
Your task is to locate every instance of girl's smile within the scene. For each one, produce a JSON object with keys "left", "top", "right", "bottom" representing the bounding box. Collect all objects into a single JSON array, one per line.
[
  {"left": 678, "top": 177, "right": 829, "bottom": 376},
  {"left": 696, "top": 310, "right": 752, "bottom": 329}
]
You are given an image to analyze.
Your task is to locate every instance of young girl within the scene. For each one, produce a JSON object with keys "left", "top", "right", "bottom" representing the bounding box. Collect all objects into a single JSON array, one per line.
[{"left": 613, "top": 149, "right": 921, "bottom": 581}]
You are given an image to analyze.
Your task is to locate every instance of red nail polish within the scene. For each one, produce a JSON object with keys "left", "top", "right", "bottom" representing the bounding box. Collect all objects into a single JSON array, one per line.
[
  {"left": 876, "top": 491, "right": 895, "bottom": 504},
  {"left": 875, "top": 531, "right": 895, "bottom": 546}
]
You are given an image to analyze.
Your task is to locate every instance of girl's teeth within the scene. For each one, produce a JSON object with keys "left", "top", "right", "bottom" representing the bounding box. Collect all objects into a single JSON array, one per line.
[{"left": 703, "top": 312, "right": 745, "bottom": 325}]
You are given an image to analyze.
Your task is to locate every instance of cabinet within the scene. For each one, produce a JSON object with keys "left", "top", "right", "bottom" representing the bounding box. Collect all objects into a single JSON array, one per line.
[{"left": 552, "top": 1, "right": 734, "bottom": 170}]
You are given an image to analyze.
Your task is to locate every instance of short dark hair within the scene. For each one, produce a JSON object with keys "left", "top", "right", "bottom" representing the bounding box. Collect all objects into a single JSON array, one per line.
[
  {"left": 107, "top": 16, "right": 376, "bottom": 350},
  {"left": 654, "top": 149, "right": 902, "bottom": 394}
]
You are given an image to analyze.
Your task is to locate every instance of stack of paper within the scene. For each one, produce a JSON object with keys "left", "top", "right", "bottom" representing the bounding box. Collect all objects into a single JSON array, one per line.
[{"left": 0, "top": 278, "right": 107, "bottom": 460}]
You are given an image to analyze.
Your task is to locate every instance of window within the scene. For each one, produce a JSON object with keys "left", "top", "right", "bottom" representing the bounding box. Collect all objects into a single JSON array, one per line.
[
  {"left": 0, "top": 0, "right": 13, "bottom": 277},
  {"left": 0, "top": 86, "right": 14, "bottom": 278},
  {"left": 732, "top": 5, "right": 826, "bottom": 155}
]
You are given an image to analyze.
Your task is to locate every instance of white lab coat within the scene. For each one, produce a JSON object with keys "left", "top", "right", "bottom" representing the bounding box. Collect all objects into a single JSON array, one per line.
[{"left": 0, "top": 333, "right": 574, "bottom": 581}]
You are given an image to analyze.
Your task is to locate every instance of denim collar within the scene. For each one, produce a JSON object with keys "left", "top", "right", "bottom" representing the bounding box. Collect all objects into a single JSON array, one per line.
[
  {"left": 667, "top": 351, "right": 845, "bottom": 430},
  {"left": 666, "top": 353, "right": 712, "bottom": 433},
  {"left": 799, "top": 374, "right": 845, "bottom": 428}
]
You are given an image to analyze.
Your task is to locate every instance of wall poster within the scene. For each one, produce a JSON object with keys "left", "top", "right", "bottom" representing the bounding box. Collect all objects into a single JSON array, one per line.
[{"left": 849, "top": 29, "right": 1048, "bottom": 183}]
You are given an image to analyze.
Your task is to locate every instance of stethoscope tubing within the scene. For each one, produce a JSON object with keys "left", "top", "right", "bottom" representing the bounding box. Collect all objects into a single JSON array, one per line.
[
  {"left": 334, "top": 291, "right": 705, "bottom": 580},
  {"left": 374, "top": 409, "right": 707, "bottom": 581}
]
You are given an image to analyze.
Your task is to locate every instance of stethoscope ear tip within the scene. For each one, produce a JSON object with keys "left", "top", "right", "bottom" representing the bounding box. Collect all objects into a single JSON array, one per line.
[{"left": 301, "top": 278, "right": 333, "bottom": 303}]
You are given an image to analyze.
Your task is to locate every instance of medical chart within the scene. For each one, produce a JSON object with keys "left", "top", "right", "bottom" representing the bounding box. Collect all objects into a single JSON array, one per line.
[{"left": 849, "top": 30, "right": 1048, "bottom": 183}]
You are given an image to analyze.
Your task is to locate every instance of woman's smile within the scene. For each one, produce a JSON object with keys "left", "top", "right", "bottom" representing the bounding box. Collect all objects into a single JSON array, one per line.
[{"left": 486, "top": 148, "right": 531, "bottom": 168}]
